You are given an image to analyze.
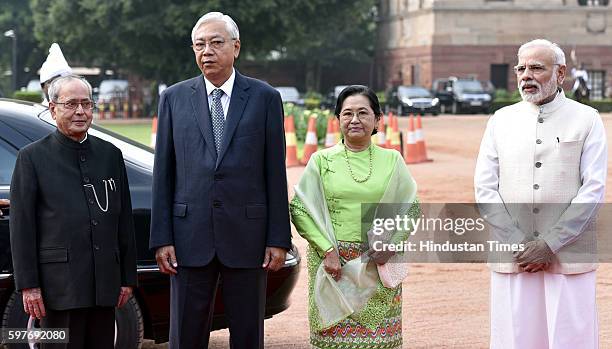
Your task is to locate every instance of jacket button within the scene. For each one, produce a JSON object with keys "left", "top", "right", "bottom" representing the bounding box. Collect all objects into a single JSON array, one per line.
[
  {"left": 536, "top": 139, "right": 542, "bottom": 144},
  {"left": 84, "top": 177, "right": 90, "bottom": 183},
  {"left": 214, "top": 174, "right": 224, "bottom": 181},
  {"left": 92, "top": 219, "right": 98, "bottom": 226},
  {"left": 533, "top": 231, "right": 539, "bottom": 237},
  {"left": 88, "top": 199, "right": 95, "bottom": 205},
  {"left": 93, "top": 245, "right": 100, "bottom": 251},
  {"left": 533, "top": 184, "right": 540, "bottom": 190},
  {"left": 213, "top": 200, "right": 222, "bottom": 208},
  {"left": 535, "top": 162, "right": 542, "bottom": 168},
  {"left": 533, "top": 207, "right": 540, "bottom": 214},
  {"left": 538, "top": 117, "right": 544, "bottom": 123},
  {"left": 80, "top": 155, "right": 86, "bottom": 162}
]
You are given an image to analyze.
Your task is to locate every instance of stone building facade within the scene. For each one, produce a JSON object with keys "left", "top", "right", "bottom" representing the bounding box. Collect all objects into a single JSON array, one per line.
[{"left": 376, "top": 0, "right": 612, "bottom": 99}]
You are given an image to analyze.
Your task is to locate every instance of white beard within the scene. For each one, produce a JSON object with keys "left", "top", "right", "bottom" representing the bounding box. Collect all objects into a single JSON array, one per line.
[{"left": 519, "top": 71, "right": 559, "bottom": 104}]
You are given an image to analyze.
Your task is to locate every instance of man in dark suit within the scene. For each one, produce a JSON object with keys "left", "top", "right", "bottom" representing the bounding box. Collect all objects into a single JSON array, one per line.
[
  {"left": 10, "top": 75, "right": 137, "bottom": 348},
  {"left": 149, "top": 11, "right": 292, "bottom": 349}
]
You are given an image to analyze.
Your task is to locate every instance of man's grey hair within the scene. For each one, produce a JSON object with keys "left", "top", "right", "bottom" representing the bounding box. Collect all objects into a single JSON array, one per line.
[
  {"left": 48, "top": 74, "right": 93, "bottom": 102},
  {"left": 191, "top": 12, "right": 240, "bottom": 42},
  {"left": 518, "top": 39, "right": 566, "bottom": 65}
]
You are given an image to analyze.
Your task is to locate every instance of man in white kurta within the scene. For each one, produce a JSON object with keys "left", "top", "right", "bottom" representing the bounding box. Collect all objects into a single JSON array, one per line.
[{"left": 475, "top": 39, "right": 607, "bottom": 349}]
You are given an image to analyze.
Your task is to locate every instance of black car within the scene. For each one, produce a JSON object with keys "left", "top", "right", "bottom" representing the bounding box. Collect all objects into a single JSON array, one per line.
[
  {"left": 0, "top": 99, "right": 301, "bottom": 348},
  {"left": 432, "top": 77, "right": 491, "bottom": 114},
  {"left": 387, "top": 85, "right": 440, "bottom": 116}
]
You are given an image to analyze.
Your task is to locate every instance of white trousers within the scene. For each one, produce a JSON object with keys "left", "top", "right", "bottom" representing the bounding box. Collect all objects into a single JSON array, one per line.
[{"left": 490, "top": 271, "right": 598, "bottom": 349}]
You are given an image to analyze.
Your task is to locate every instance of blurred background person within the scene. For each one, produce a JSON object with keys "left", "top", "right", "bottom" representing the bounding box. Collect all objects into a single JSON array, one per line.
[{"left": 39, "top": 43, "right": 73, "bottom": 106}]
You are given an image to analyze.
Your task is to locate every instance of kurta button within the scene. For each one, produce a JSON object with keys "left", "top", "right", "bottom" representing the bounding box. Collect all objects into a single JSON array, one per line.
[
  {"left": 538, "top": 117, "right": 544, "bottom": 123},
  {"left": 80, "top": 155, "right": 86, "bottom": 162},
  {"left": 536, "top": 139, "right": 542, "bottom": 144},
  {"left": 94, "top": 245, "right": 100, "bottom": 251},
  {"left": 213, "top": 200, "right": 222, "bottom": 208},
  {"left": 92, "top": 219, "right": 98, "bottom": 226},
  {"left": 88, "top": 199, "right": 95, "bottom": 204},
  {"left": 533, "top": 207, "right": 539, "bottom": 214},
  {"left": 214, "top": 174, "right": 223, "bottom": 181},
  {"left": 533, "top": 231, "right": 539, "bottom": 237},
  {"left": 535, "top": 162, "right": 542, "bottom": 168},
  {"left": 533, "top": 184, "right": 539, "bottom": 190},
  {"left": 84, "top": 177, "right": 90, "bottom": 183}
]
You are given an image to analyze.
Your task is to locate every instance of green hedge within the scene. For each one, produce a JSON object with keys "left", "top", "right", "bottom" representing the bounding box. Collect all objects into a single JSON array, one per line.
[
  {"left": 13, "top": 91, "right": 43, "bottom": 103},
  {"left": 284, "top": 103, "right": 333, "bottom": 143},
  {"left": 583, "top": 99, "right": 612, "bottom": 113}
]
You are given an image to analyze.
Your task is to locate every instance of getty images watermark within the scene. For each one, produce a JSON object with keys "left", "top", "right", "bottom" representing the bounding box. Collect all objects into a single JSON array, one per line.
[
  {"left": 362, "top": 203, "right": 604, "bottom": 263},
  {"left": 369, "top": 213, "right": 526, "bottom": 254}
]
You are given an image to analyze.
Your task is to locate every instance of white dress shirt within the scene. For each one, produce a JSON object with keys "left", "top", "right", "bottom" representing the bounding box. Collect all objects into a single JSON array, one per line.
[{"left": 204, "top": 68, "right": 235, "bottom": 119}]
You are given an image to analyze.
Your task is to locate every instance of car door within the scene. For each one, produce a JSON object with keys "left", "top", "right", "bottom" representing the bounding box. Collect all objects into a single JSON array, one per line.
[{"left": 0, "top": 132, "right": 18, "bottom": 274}]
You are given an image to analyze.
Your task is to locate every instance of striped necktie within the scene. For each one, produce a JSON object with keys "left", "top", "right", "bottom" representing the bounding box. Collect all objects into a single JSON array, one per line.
[{"left": 210, "top": 88, "right": 225, "bottom": 154}]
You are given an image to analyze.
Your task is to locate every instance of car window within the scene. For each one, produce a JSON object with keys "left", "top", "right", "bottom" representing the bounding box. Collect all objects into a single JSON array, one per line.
[
  {"left": 398, "top": 86, "right": 432, "bottom": 98},
  {"left": 455, "top": 80, "right": 484, "bottom": 94},
  {"left": 0, "top": 139, "right": 17, "bottom": 185}
]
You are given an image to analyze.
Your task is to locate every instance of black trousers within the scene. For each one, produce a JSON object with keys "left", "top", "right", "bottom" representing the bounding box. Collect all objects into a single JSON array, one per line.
[
  {"left": 40, "top": 306, "right": 114, "bottom": 349},
  {"left": 169, "top": 257, "right": 267, "bottom": 349}
]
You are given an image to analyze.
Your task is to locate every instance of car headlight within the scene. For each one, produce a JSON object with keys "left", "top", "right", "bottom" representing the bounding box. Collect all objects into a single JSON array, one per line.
[
  {"left": 401, "top": 97, "right": 413, "bottom": 107},
  {"left": 431, "top": 98, "right": 439, "bottom": 106},
  {"left": 460, "top": 94, "right": 470, "bottom": 101},
  {"left": 483, "top": 94, "right": 491, "bottom": 101}
]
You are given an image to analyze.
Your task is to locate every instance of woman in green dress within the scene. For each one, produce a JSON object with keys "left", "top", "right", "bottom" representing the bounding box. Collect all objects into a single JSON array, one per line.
[{"left": 290, "top": 85, "right": 419, "bottom": 349}]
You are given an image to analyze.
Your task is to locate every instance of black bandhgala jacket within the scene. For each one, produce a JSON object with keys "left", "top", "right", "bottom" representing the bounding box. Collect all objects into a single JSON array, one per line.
[{"left": 10, "top": 130, "right": 137, "bottom": 310}]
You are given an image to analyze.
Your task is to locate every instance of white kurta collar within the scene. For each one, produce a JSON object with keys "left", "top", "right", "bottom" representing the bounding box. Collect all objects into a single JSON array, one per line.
[{"left": 522, "top": 89, "right": 566, "bottom": 116}]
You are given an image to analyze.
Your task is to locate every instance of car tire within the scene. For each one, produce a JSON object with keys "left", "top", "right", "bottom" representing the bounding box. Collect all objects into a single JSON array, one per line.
[
  {"left": 1, "top": 292, "right": 144, "bottom": 349},
  {"left": 2, "top": 292, "right": 33, "bottom": 349},
  {"left": 115, "top": 296, "right": 144, "bottom": 349}
]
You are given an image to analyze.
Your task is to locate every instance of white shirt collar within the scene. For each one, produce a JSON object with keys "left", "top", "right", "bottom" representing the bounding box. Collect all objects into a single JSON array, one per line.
[
  {"left": 79, "top": 133, "right": 88, "bottom": 143},
  {"left": 204, "top": 68, "right": 235, "bottom": 99}
]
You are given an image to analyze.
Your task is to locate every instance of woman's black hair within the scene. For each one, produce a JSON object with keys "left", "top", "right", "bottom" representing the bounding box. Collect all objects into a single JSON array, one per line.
[{"left": 334, "top": 85, "right": 383, "bottom": 135}]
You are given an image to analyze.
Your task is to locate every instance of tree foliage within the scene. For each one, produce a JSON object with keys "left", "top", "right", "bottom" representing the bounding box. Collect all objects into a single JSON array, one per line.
[
  {"left": 25, "top": 0, "right": 377, "bottom": 89},
  {"left": 0, "top": 0, "right": 46, "bottom": 94}
]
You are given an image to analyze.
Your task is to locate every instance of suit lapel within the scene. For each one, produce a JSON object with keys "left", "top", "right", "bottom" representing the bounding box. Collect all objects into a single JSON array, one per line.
[
  {"left": 216, "top": 71, "right": 250, "bottom": 168},
  {"left": 190, "top": 76, "right": 217, "bottom": 161}
]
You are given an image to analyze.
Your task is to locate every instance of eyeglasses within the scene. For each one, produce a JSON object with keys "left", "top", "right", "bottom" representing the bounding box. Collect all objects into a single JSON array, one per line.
[
  {"left": 53, "top": 100, "right": 95, "bottom": 110},
  {"left": 513, "top": 63, "right": 560, "bottom": 75},
  {"left": 191, "top": 38, "right": 236, "bottom": 52},
  {"left": 339, "top": 110, "right": 374, "bottom": 121}
]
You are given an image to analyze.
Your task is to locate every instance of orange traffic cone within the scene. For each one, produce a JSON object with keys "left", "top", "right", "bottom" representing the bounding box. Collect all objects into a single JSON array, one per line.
[
  {"left": 110, "top": 102, "right": 116, "bottom": 119},
  {"left": 390, "top": 114, "right": 402, "bottom": 154},
  {"left": 404, "top": 114, "right": 419, "bottom": 164},
  {"left": 415, "top": 114, "right": 433, "bottom": 162},
  {"left": 324, "top": 117, "right": 336, "bottom": 148},
  {"left": 385, "top": 112, "right": 393, "bottom": 148},
  {"left": 285, "top": 115, "right": 301, "bottom": 167},
  {"left": 333, "top": 118, "right": 341, "bottom": 143},
  {"left": 98, "top": 102, "right": 106, "bottom": 120},
  {"left": 301, "top": 116, "right": 318, "bottom": 165},
  {"left": 150, "top": 116, "right": 158, "bottom": 148},
  {"left": 372, "top": 116, "right": 386, "bottom": 147}
]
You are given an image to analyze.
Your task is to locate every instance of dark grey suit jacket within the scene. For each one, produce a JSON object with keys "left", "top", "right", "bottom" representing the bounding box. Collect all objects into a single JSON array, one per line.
[{"left": 149, "top": 71, "right": 291, "bottom": 268}]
